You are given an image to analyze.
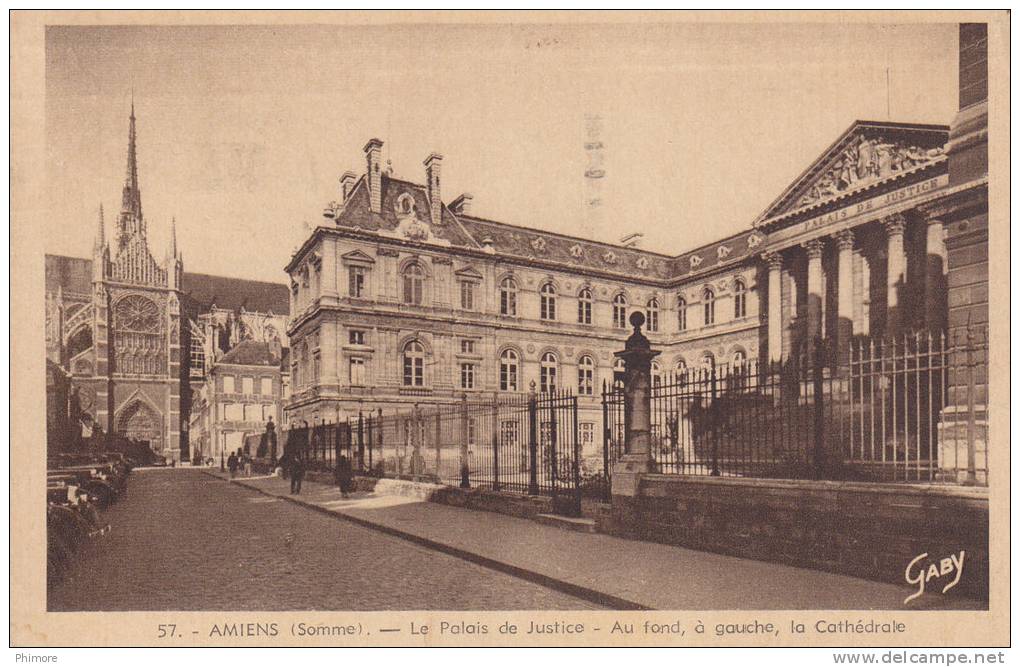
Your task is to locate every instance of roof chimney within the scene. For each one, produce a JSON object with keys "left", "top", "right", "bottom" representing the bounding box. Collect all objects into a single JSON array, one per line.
[
  {"left": 364, "top": 139, "right": 383, "bottom": 213},
  {"left": 450, "top": 193, "right": 474, "bottom": 216},
  {"left": 424, "top": 152, "right": 443, "bottom": 225},
  {"left": 339, "top": 171, "right": 357, "bottom": 204}
]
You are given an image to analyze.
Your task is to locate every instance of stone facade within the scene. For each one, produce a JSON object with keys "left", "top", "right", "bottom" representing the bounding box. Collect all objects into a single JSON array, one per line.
[
  {"left": 284, "top": 119, "right": 960, "bottom": 458},
  {"left": 188, "top": 339, "right": 287, "bottom": 463},
  {"left": 44, "top": 105, "right": 184, "bottom": 462}
]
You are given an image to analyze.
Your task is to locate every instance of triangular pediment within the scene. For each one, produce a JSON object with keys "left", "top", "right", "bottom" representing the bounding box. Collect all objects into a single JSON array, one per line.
[
  {"left": 340, "top": 249, "right": 375, "bottom": 264},
  {"left": 454, "top": 265, "right": 484, "bottom": 279},
  {"left": 754, "top": 121, "right": 949, "bottom": 226}
]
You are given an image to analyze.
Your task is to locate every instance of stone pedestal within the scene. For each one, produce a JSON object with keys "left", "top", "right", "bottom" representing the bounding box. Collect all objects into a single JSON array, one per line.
[
  {"left": 611, "top": 311, "right": 659, "bottom": 497},
  {"left": 612, "top": 454, "right": 658, "bottom": 497},
  {"left": 936, "top": 405, "right": 988, "bottom": 486}
]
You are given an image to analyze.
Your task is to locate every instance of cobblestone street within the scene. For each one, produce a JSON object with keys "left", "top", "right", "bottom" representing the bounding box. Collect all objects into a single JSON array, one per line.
[{"left": 48, "top": 469, "right": 598, "bottom": 611}]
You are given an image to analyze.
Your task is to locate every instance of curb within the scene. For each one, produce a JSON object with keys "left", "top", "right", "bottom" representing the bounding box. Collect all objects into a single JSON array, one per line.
[{"left": 201, "top": 470, "right": 649, "bottom": 611}]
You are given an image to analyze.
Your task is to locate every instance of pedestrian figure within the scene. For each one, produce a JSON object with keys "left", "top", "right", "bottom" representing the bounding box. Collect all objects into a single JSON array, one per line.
[
  {"left": 337, "top": 455, "right": 354, "bottom": 498},
  {"left": 227, "top": 452, "right": 239, "bottom": 479},
  {"left": 289, "top": 455, "right": 305, "bottom": 495},
  {"left": 243, "top": 453, "right": 253, "bottom": 478}
]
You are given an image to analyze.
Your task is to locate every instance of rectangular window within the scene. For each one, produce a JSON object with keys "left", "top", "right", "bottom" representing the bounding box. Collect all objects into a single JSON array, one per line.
[
  {"left": 460, "top": 363, "right": 475, "bottom": 390},
  {"left": 242, "top": 377, "right": 254, "bottom": 395},
  {"left": 225, "top": 403, "right": 243, "bottom": 421},
  {"left": 348, "top": 266, "right": 366, "bottom": 297},
  {"left": 222, "top": 375, "right": 235, "bottom": 394},
  {"left": 262, "top": 404, "right": 276, "bottom": 421},
  {"left": 460, "top": 339, "right": 475, "bottom": 354},
  {"left": 243, "top": 403, "right": 257, "bottom": 421},
  {"left": 460, "top": 281, "right": 475, "bottom": 311},
  {"left": 403, "top": 356, "right": 424, "bottom": 387},
  {"left": 349, "top": 330, "right": 366, "bottom": 345},
  {"left": 260, "top": 377, "right": 273, "bottom": 396},
  {"left": 350, "top": 358, "right": 365, "bottom": 386},
  {"left": 580, "top": 422, "right": 595, "bottom": 448},
  {"left": 189, "top": 335, "right": 205, "bottom": 377},
  {"left": 500, "top": 420, "right": 520, "bottom": 446}
]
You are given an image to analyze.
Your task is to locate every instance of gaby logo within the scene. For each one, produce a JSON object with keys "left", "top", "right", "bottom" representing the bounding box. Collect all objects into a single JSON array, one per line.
[{"left": 904, "top": 551, "right": 965, "bottom": 604}]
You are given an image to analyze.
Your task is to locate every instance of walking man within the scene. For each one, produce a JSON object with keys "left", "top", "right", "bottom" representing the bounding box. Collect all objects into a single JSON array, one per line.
[
  {"left": 227, "top": 451, "right": 239, "bottom": 479},
  {"left": 289, "top": 454, "right": 305, "bottom": 495}
]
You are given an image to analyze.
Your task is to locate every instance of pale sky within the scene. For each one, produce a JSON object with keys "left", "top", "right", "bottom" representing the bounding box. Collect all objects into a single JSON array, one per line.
[{"left": 45, "top": 21, "right": 959, "bottom": 283}]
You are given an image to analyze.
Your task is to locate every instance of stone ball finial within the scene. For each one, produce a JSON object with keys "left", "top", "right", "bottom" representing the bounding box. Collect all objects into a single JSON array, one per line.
[{"left": 629, "top": 310, "right": 645, "bottom": 331}]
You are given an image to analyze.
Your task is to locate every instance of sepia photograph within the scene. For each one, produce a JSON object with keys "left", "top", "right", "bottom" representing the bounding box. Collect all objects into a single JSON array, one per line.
[{"left": 11, "top": 10, "right": 1008, "bottom": 649}]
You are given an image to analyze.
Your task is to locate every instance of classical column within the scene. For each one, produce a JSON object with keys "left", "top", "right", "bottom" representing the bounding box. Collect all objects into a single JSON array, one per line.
[
  {"left": 924, "top": 216, "right": 948, "bottom": 332},
  {"left": 883, "top": 213, "right": 908, "bottom": 336},
  {"left": 835, "top": 229, "right": 855, "bottom": 366},
  {"left": 803, "top": 239, "right": 825, "bottom": 344},
  {"left": 762, "top": 251, "right": 783, "bottom": 363}
]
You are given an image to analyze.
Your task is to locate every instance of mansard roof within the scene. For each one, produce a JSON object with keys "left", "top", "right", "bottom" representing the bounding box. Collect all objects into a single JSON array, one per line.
[
  {"left": 753, "top": 120, "right": 949, "bottom": 226},
  {"left": 332, "top": 175, "right": 480, "bottom": 248},
  {"left": 217, "top": 340, "right": 281, "bottom": 367},
  {"left": 454, "top": 213, "right": 677, "bottom": 281},
  {"left": 325, "top": 174, "right": 766, "bottom": 283},
  {"left": 180, "top": 272, "right": 290, "bottom": 315}
]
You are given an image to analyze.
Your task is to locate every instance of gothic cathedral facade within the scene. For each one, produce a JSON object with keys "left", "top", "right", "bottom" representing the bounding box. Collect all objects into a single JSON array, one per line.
[{"left": 49, "top": 105, "right": 184, "bottom": 462}]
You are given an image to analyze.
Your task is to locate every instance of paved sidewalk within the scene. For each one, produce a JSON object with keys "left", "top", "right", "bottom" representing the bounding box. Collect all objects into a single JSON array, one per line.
[{"left": 206, "top": 470, "right": 984, "bottom": 611}]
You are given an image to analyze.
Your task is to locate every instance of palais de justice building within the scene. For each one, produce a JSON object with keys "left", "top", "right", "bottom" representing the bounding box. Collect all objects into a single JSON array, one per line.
[{"left": 284, "top": 118, "right": 968, "bottom": 458}]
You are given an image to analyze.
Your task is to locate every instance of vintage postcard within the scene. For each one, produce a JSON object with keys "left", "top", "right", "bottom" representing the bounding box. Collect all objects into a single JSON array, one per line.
[{"left": 9, "top": 10, "right": 1010, "bottom": 650}]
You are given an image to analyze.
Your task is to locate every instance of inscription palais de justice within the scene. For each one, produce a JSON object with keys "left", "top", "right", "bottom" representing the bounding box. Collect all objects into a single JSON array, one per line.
[{"left": 801, "top": 175, "right": 947, "bottom": 233}]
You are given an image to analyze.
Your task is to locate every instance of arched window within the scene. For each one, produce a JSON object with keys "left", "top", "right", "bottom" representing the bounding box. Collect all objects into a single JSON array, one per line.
[
  {"left": 577, "top": 288, "right": 592, "bottom": 325},
  {"left": 677, "top": 297, "right": 687, "bottom": 332},
  {"left": 674, "top": 359, "right": 687, "bottom": 380},
  {"left": 540, "top": 352, "right": 558, "bottom": 393},
  {"left": 612, "top": 358, "right": 626, "bottom": 389},
  {"left": 577, "top": 355, "right": 595, "bottom": 396},
  {"left": 732, "top": 349, "right": 747, "bottom": 367},
  {"left": 700, "top": 351, "right": 716, "bottom": 371},
  {"left": 402, "top": 340, "right": 425, "bottom": 387},
  {"left": 499, "top": 277, "right": 517, "bottom": 316},
  {"left": 612, "top": 294, "right": 627, "bottom": 329},
  {"left": 703, "top": 288, "right": 715, "bottom": 326},
  {"left": 402, "top": 263, "right": 425, "bottom": 306},
  {"left": 651, "top": 360, "right": 662, "bottom": 387},
  {"left": 499, "top": 349, "right": 519, "bottom": 391},
  {"left": 733, "top": 279, "right": 747, "bottom": 319},
  {"left": 646, "top": 298, "right": 660, "bottom": 333},
  {"left": 540, "top": 283, "right": 557, "bottom": 321}
]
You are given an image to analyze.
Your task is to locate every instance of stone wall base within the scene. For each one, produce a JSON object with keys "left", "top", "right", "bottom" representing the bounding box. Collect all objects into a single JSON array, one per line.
[{"left": 596, "top": 474, "right": 988, "bottom": 602}]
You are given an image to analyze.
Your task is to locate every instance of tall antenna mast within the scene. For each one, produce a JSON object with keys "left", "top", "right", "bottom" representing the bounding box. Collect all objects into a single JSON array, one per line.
[
  {"left": 583, "top": 113, "right": 606, "bottom": 240},
  {"left": 886, "top": 67, "right": 891, "bottom": 119}
]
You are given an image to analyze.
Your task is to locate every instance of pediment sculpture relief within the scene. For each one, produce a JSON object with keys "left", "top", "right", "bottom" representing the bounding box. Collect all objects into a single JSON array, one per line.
[{"left": 795, "top": 136, "right": 943, "bottom": 209}]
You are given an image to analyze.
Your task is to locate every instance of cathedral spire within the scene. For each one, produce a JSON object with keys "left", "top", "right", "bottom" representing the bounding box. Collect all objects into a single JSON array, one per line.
[
  {"left": 95, "top": 203, "right": 105, "bottom": 250},
  {"left": 169, "top": 217, "right": 178, "bottom": 258},
  {"left": 118, "top": 102, "right": 143, "bottom": 249}
]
